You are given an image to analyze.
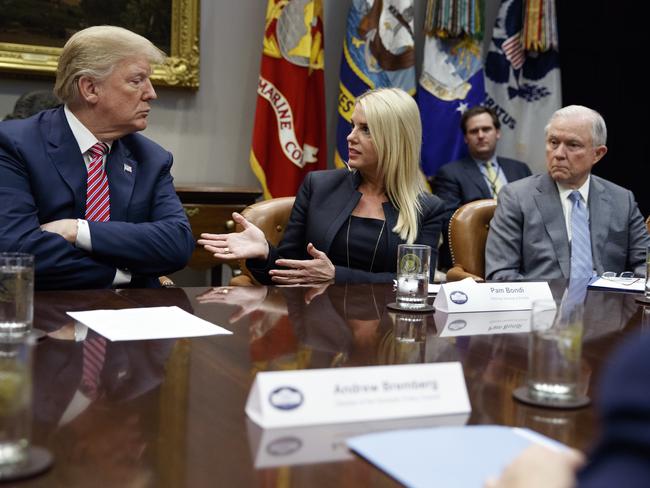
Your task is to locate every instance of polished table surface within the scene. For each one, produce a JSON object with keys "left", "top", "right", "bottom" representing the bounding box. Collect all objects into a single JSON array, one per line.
[{"left": 22, "top": 283, "right": 645, "bottom": 487}]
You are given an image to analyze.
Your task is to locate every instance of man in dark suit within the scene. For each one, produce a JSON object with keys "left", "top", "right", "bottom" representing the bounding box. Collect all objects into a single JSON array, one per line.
[
  {"left": 485, "top": 105, "right": 649, "bottom": 280},
  {"left": 0, "top": 26, "right": 194, "bottom": 290},
  {"left": 433, "top": 106, "right": 531, "bottom": 269}
]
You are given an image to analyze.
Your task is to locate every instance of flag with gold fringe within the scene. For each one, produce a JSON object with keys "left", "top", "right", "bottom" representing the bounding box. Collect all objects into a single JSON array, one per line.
[
  {"left": 484, "top": 0, "right": 561, "bottom": 173},
  {"left": 334, "top": 0, "right": 416, "bottom": 169},
  {"left": 417, "top": 0, "right": 486, "bottom": 177},
  {"left": 250, "top": 0, "right": 327, "bottom": 199}
]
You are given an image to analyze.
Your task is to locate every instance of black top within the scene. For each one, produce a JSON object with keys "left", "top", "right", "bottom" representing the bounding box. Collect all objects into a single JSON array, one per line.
[{"left": 329, "top": 215, "right": 388, "bottom": 273}]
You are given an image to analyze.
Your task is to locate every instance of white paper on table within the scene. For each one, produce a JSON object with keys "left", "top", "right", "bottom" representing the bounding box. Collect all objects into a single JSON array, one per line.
[
  {"left": 588, "top": 276, "right": 644, "bottom": 293},
  {"left": 67, "top": 306, "right": 231, "bottom": 341}
]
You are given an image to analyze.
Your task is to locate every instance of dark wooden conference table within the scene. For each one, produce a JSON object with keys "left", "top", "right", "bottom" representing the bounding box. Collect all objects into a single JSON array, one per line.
[{"left": 22, "top": 282, "right": 646, "bottom": 487}]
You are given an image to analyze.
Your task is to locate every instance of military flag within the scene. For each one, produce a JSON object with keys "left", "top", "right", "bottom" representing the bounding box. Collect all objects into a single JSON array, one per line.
[
  {"left": 250, "top": 0, "right": 327, "bottom": 199},
  {"left": 484, "top": 0, "right": 561, "bottom": 173},
  {"left": 417, "top": 0, "right": 486, "bottom": 177},
  {"left": 335, "top": 0, "right": 416, "bottom": 168}
]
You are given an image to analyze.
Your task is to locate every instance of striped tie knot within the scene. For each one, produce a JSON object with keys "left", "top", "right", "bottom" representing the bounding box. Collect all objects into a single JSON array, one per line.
[
  {"left": 568, "top": 190, "right": 582, "bottom": 205},
  {"left": 88, "top": 142, "right": 109, "bottom": 160}
]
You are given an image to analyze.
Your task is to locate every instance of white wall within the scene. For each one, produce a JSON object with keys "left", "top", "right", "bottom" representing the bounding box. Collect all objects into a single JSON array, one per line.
[{"left": 0, "top": 1, "right": 498, "bottom": 186}]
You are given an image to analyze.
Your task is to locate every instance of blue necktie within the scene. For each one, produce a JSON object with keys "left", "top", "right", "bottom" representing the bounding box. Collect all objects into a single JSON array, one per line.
[{"left": 569, "top": 191, "right": 593, "bottom": 279}]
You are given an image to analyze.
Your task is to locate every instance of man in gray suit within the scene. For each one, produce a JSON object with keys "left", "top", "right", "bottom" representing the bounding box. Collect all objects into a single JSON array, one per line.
[{"left": 486, "top": 105, "right": 650, "bottom": 280}]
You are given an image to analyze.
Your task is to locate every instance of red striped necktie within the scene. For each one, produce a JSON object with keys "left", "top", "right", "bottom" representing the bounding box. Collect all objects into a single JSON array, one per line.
[
  {"left": 85, "top": 142, "right": 110, "bottom": 222},
  {"left": 81, "top": 336, "right": 107, "bottom": 400}
]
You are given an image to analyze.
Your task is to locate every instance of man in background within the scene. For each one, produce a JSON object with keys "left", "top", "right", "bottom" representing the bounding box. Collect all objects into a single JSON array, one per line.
[
  {"left": 485, "top": 105, "right": 649, "bottom": 280},
  {"left": 0, "top": 26, "right": 194, "bottom": 289},
  {"left": 433, "top": 106, "right": 531, "bottom": 270}
]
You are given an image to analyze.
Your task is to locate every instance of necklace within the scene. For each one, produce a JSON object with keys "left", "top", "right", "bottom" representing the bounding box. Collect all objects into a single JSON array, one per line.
[{"left": 346, "top": 215, "right": 385, "bottom": 272}]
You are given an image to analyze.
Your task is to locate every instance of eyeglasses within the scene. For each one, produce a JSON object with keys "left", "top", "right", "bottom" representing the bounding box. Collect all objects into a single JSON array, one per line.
[{"left": 601, "top": 271, "right": 640, "bottom": 286}]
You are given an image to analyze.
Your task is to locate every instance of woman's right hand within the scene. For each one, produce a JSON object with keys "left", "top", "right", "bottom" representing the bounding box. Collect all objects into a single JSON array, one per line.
[{"left": 198, "top": 212, "right": 269, "bottom": 261}]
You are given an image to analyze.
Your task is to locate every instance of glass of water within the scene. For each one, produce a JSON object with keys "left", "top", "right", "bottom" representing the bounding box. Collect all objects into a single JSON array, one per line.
[
  {"left": 0, "top": 254, "right": 34, "bottom": 338},
  {"left": 395, "top": 244, "right": 431, "bottom": 310},
  {"left": 527, "top": 299, "right": 584, "bottom": 404},
  {"left": 0, "top": 335, "right": 35, "bottom": 478}
]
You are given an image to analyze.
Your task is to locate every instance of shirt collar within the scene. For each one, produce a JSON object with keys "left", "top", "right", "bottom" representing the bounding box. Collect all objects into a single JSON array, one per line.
[
  {"left": 64, "top": 105, "right": 112, "bottom": 155},
  {"left": 556, "top": 175, "right": 591, "bottom": 203},
  {"left": 472, "top": 156, "right": 498, "bottom": 168}
]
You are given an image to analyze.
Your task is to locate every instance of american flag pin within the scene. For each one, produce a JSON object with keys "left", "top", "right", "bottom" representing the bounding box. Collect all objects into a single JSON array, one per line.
[{"left": 124, "top": 163, "right": 132, "bottom": 173}]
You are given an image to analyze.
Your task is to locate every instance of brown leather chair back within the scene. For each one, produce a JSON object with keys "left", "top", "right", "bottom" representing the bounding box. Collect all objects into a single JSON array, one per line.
[
  {"left": 446, "top": 199, "right": 497, "bottom": 282},
  {"left": 646, "top": 215, "right": 650, "bottom": 235},
  {"left": 229, "top": 197, "right": 295, "bottom": 285}
]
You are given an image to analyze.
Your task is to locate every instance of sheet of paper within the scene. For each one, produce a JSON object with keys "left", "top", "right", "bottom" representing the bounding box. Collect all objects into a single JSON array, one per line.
[
  {"left": 347, "top": 425, "right": 566, "bottom": 488},
  {"left": 67, "top": 306, "right": 231, "bottom": 341},
  {"left": 588, "top": 276, "right": 644, "bottom": 293}
]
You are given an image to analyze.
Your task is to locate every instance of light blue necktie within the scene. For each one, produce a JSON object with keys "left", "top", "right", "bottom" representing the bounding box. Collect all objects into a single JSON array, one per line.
[{"left": 569, "top": 191, "right": 593, "bottom": 279}]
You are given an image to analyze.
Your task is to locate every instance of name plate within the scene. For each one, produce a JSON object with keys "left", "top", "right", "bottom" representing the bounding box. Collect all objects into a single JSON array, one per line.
[
  {"left": 433, "top": 278, "right": 553, "bottom": 313},
  {"left": 435, "top": 310, "right": 532, "bottom": 337},
  {"left": 245, "top": 363, "right": 471, "bottom": 428}
]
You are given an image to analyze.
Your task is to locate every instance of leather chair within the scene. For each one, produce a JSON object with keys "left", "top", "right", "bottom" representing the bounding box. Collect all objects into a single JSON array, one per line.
[
  {"left": 646, "top": 215, "right": 650, "bottom": 235},
  {"left": 446, "top": 199, "right": 497, "bottom": 282},
  {"left": 229, "top": 197, "right": 295, "bottom": 286}
]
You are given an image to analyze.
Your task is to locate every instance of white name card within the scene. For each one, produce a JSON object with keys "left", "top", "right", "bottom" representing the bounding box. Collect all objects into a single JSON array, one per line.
[
  {"left": 435, "top": 309, "right": 532, "bottom": 337},
  {"left": 246, "top": 413, "right": 469, "bottom": 468},
  {"left": 245, "top": 363, "right": 471, "bottom": 429},
  {"left": 434, "top": 278, "right": 553, "bottom": 313}
]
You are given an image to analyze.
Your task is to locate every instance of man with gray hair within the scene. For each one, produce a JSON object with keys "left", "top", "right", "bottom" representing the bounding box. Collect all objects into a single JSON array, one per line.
[
  {"left": 0, "top": 26, "right": 194, "bottom": 289},
  {"left": 485, "top": 105, "right": 650, "bottom": 280}
]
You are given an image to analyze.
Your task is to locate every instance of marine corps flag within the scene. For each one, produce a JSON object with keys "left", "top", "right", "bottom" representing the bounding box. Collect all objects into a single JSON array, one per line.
[
  {"left": 335, "top": 0, "right": 416, "bottom": 168},
  {"left": 250, "top": 0, "right": 326, "bottom": 199}
]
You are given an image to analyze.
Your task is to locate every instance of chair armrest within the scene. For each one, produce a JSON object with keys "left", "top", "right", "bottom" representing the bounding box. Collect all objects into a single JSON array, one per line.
[{"left": 446, "top": 265, "right": 484, "bottom": 283}]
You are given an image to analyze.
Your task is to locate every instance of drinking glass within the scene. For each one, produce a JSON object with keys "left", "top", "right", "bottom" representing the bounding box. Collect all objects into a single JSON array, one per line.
[
  {"left": 0, "top": 335, "right": 35, "bottom": 477},
  {"left": 0, "top": 254, "right": 34, "bottom": 338},
  {"left": 527, "top": 299, "right": 584, "bottom": 404},
  {"left": 395, "top": 244, "right": 431, "bottom": 310}
]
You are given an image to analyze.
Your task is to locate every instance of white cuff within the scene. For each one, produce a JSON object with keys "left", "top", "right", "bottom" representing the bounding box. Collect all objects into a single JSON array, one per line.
[
  {"left": 75, "top": 219, "right": 92, "bottom": 251},
  {"left": 113, "top": 268, "right": 132, "bottom": 286}
]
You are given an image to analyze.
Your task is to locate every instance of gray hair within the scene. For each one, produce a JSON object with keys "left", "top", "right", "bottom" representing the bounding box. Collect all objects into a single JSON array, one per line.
[
  {"left": 545, "top": 105, "right": 607, "bottom": 146},
  {"left": 54, "top": 25, "right": 165, "bottom": 104}
]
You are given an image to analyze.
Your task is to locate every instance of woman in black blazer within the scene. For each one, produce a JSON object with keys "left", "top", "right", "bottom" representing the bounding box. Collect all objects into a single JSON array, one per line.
[{"left": 199, "top": 88, "right": 444, "bottom": 284}]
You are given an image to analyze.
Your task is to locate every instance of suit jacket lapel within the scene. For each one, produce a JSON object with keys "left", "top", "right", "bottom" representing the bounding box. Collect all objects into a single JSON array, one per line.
[
  {"left": 534, "top": 174, "right": 571, "bottom": 278},
  {"left": 588, "top": 177, "right": 611, "bottom": 274},
  {"left": 105, "top": 139, "right": 136, "bottom": 222},
  {"left": 461, "top": 158, "right": 492, "bottom": 198},
  {"left": 46, "top": 108, "right": 87, "bottom": 218},
  {"left": 321, "top": 172, "right": 361, "bottom": 253}
]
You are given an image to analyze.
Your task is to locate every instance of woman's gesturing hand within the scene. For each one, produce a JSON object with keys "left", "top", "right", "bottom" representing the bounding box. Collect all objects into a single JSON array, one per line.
[{"left": 198, "top": 212, "right": 269, "bottom": 261}]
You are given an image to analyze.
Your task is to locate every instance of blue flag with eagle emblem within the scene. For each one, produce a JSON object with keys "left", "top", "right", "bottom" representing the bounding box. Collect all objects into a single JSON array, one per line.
[
  {"left": 417, "top": 34, "right": 485, "bottom": 177},
  {"left": 484, "top": 0, "right": 561, "bottom": 173},
  {"left": 334, "top": 0, "right": 416, "bottom": 169}
]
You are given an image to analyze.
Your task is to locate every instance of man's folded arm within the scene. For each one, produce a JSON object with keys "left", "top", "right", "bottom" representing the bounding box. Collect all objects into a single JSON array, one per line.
[
  {"left": 0, "top": 188, "right": 117, "bottom": 290},
  {"left": 87, "top": 167, "right": 194, "bottom": 276}
]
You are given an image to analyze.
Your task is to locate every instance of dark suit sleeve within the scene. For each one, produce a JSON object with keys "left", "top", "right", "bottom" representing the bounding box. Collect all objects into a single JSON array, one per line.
[
  {"left": 246, "top": 172, "right": 314, "bottom": 284},
  {"left": 432, "top": 165, "right": 463, "bottom": 231},
  {"left": 86, "top": 153, "right": 194, "bottom": 276},
  {"left": 0, "top": 133, "right": 117, "bottom": 289},
  {"left": 578, "top": 334, "right": 650, "bottom": 488},
  {"left": 623, "top": 191, "right": 650, "bottom": 276},
  {"left": 485, "top": 184, "right": 525, "bottom": 280}
]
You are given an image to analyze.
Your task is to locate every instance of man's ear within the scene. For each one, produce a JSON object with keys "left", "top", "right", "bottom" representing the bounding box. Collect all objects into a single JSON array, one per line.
[
  {"left": 77, "top": 75, "right": 100, "bottom": 105},
  {"left": 593, "top": 145, "right": 608, "bottom": 164}
]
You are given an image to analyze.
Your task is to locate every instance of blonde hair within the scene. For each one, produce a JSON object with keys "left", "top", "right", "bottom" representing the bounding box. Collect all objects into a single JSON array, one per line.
[
  {"left": 54, "top": 25, "right": 165, "bottom": 104},
  {"left": 356, "top": 88, "right": 427, "bottom": 244}
]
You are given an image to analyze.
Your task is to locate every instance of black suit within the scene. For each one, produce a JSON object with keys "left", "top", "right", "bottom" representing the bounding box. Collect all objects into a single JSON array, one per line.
[
  {"left": 578, "top": 333, "right": 650, "bottom": 487},
  {"left": 433, "top": 156, "right": 531, "bottom": 269},
  {"left": 248, "top": 169, "right": 445, "bottom": 284}
]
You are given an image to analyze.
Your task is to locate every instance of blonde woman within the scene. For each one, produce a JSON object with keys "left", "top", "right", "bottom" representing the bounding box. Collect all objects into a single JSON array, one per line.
[{"left": 199, "top": 88, "right": 444, "bottom": 284}]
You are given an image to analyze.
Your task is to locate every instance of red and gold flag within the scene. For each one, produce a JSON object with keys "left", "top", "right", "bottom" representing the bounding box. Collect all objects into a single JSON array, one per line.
[{"left": 250, "top": 0, "right": 326, "bottom": 199}]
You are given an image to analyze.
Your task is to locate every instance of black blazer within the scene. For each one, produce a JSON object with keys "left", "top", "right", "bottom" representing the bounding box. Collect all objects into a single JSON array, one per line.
[{"left": 248, "top": 169, "right": 445, "bottom": 284}]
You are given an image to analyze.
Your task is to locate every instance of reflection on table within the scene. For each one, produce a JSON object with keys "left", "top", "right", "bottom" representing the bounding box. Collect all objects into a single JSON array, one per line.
[{"left": 22, "top": 282, "right": 645, "bottom": 487}]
